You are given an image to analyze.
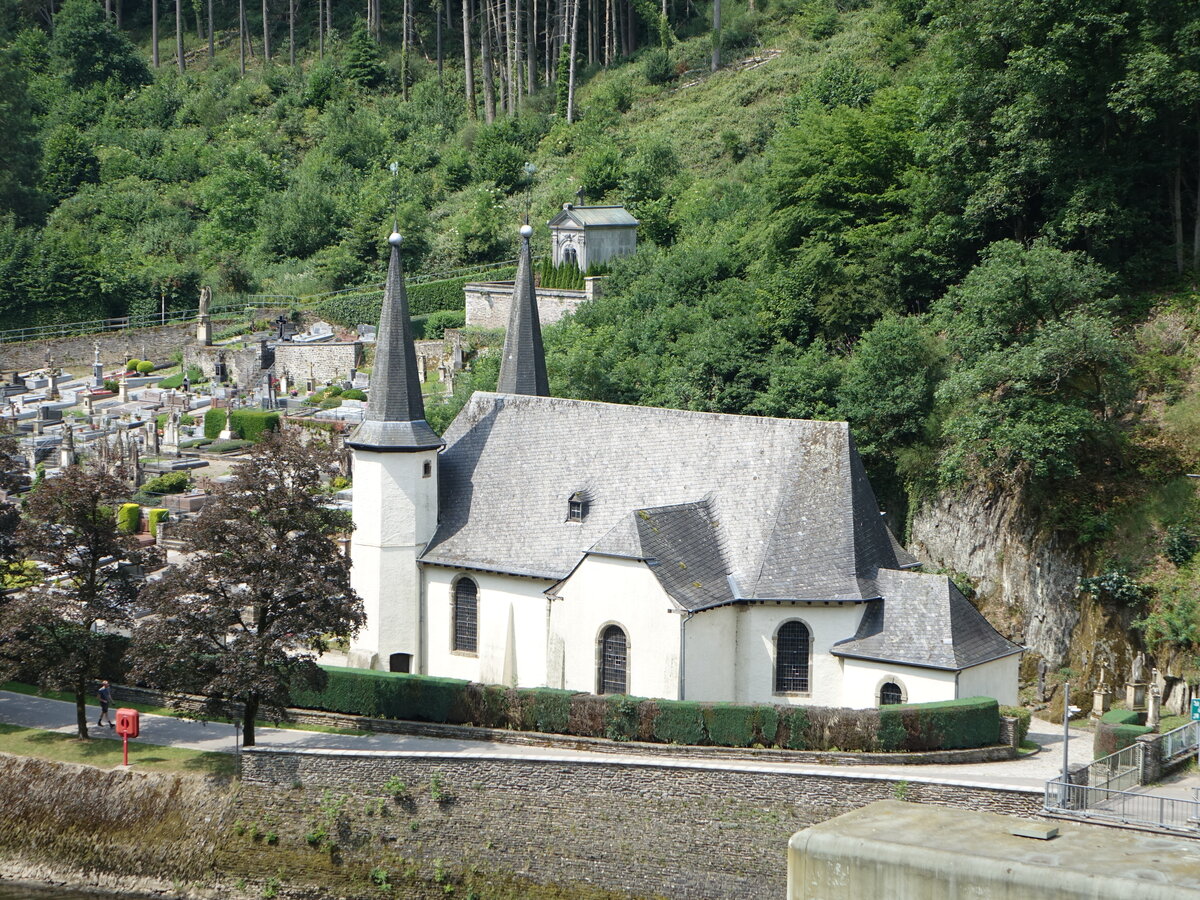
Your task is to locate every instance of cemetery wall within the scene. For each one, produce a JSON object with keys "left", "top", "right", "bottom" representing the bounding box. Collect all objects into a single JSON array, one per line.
[
  {"left": 464, "top": 278, "right": 604, "bottom": 329},
  {"left": 183, "top": 343, "right": 265, "bottom": 390},
  {"left": 0, "top": 748, "right": 1042, "bottom": 899},
  {"left": 2, "top": 323, "right": 197, "bottom": 373},
  {"left": 274, "top": 342, "right": 363, "bottom": 387}
]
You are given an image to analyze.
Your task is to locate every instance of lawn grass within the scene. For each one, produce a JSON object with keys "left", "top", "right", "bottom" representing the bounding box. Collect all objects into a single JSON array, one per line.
[
  {"left": 0, "top": 722, "right": 237, "bottom": 776},
  {"left": 1, "top": 681, "right": 368, "bottom": 736}
]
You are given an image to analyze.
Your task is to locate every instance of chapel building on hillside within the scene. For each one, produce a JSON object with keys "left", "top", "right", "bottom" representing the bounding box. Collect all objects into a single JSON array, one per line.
[{"left": 346, "top": 225, "right": 1022, "bottom": 709}]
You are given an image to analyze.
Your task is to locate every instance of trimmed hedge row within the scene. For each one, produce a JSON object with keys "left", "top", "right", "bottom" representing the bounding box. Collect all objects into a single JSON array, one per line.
[
  {"left": 203, "top": 409, "right": 280, "bottom": 441},
  {"left": 1000, "top": 704, "right": 1032, "bottom": 744},
  {"left": 289, "top": 666, "right": 1003, "bottom": 752},
  {"left": 116, "top": 503, "right": 140, "bottom": 534},
  {"left": 314, "top": 268, "right": 518, "bottom": 327},
  {"left": 1095, "top": 708, "right": 1152, "bottom": 758},
  {"left": 146, "top": 508, "right": 168, "bottom": 535}
]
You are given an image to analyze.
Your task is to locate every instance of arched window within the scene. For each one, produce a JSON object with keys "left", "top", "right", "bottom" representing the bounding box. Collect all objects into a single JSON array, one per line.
[
  {"left": 453, "top": 578, "right": 478, "bottom": 653},
  {"left": 563, "top": 246, "right": 579, "bottom": 269},
  {"left": 774, "top": 621, "right": 811, "bottom": 693},
  {"left": 879, "top": 682, "right": 905, "bottom": 706},
  {"left": 598, "top": 625, "right": 628, "bottom": 695}
]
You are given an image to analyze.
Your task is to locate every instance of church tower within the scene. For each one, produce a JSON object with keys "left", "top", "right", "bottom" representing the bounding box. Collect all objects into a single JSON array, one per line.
[
  {"left": 497, "top": 224, "right": 550, "bottom": 396},
  {"left": 347, "top": 231, "right": 443, "bottom": 673}
]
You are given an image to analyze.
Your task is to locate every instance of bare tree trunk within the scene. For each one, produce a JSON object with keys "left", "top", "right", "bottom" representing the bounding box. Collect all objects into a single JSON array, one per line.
[
  {"left": 74, "top": 684, "right": 89, "bottom": 741},
  {"left": 319, "top": 0, "right": 324, "bottom": 58},
  {"left": 711, "top": 0, "right": 719, "bottom": 71},
  {"left": 239, "top": 0, "right": 246, "bottom": 73},
  {"left": 527, "top": 0, "right": 535, "bottom": 93},
  {"left": 116, "top": 0, "right": 122, "bottom": 28},
  {"left": 481, "top": 2, "right": 496, "bottom": 123},
  {"left": 437, "top": 0, "right": 443, "bottom": 85},
  {"left": 262, "top": 0, "right": 271, "bottom": 62},
  {"left": 289, "top": 0, "right": 295, "bottom": 64},
  {"left": 1175, "top": 158, "right": 1185, "bottom": 275},
  {"left": 152, "top": 0, "right": 160, "bottom": 68},
  {"left": 463, "top": 0, "right": 476, "bottom": 118},
  {"left": 208, "top": 0, "right": 214, "bottom": 57},
  {"left": 194, "top": 0, "right": 202, "bottom": 41},
  {"left": 566, "top": 0, "right": 580, "bottom": 122},
  {"left": 402, "top": 0, "right": 411, "bottom": 99},
  {"left": 503, "top": 0, "right": 514, "bottom": 113},
  {"left": 1194, "top": 119, "right": 1200, "bottom": 271},
  {"left": 242, "top": 692, "right": 259, "bottom": 747},
  {"left": 326, "top": 0, "right": 331, "bottom": 44},
  {"left": 105, "top": 0, "right": 111, "bottom": 20},
  {"left": 176, "top": 0, "right": 185, "bottom": 71},
  {"left": 589, "top": 0, "right": 596, "bottom": 66}
]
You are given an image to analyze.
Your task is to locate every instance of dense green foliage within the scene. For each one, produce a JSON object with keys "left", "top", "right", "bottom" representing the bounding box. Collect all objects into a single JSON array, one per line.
[
  {"left": 1095, "top": 709, "right": 1153, "bottom": 758},
  {"left": 290, "top": 666, "right": 1001, "bottom": 751},
  {"left": 139, "top": 471, "right": 190, "bottom": 495},
  {"left": 115, "top": 502, "right": 140, "bottom": 534}
]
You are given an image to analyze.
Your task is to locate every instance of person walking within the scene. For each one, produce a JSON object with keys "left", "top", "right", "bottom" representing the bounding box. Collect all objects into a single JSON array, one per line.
[{"left": 97, "top": 680, "right": 115, "bottom": 728}]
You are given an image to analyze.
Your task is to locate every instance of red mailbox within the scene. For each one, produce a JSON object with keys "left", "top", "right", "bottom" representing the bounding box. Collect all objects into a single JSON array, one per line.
[{"left": 115, "top": 708, "right": 139, "bottom": 738}]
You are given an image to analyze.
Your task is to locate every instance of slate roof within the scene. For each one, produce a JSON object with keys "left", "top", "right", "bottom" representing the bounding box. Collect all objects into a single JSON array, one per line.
[
  {"left": 348, "top": 235, "right": 443, "bottom": 452},
  {"left": 831, "top": 568, "right": 1023, "bottom": 670},
  {"left": 422, "top": 392, "right": 903, "bottom": 601},
  {"left": 546, "top": 205, "right": 640, "bottom": 229},
  {"left": 496, "top": 230, "right": 550, "bottom": 397}
]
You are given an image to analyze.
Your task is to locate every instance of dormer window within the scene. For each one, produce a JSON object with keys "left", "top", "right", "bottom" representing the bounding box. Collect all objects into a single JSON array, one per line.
[{"left": 568, "top": 491, "right": 588, "bottom": 523}]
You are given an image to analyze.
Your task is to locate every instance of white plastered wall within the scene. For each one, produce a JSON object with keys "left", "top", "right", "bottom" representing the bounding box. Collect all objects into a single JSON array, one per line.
[
  {"left": 681, "top": 606, "right": 737, "bottom": 702},
  {"left": 839, "top": 658, "right": 958, "bottom": 709},
  {"left": 548, "top": 555, "right": 681, "bottom": 699},
  {"left": 731, "top": 603, "right": 868, "bottom": 706},
  {"left": 348, "top": 447, "right": 439, "bottom": 671},
  {"left": 423, "top": 567, "right": 554, "bottom": 687},
  {"left": 956, "top": 653, "right": 1021, "bottom": 706}
]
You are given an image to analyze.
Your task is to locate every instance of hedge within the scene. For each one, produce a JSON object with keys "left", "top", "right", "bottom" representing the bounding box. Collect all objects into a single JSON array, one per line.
[
  {"left": 203, "top": 409, "right": 280, "bottom": 442},
  {"left": 146, "top": 508, "right": 168, "bottom": 535},
  {"left": 116, "top": 503, "right": 140, "bottom": 534},
  {"left": 1095, "top": 709, "right": 1153, "bottom": 758},
  {"left": 1100, "top": 708, "right": 1143, "bottom": 726},
  {"left": 313, "top": 268, "right": 518, "bottom": 327},
  {"left": 289, "top": 666, "right": 1003, "bottom": 753},
  {"left": 877, "top": 697, "right": 1000, "bottom": 751}
]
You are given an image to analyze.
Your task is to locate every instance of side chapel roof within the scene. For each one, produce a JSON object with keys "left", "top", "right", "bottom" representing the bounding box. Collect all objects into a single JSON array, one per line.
[{"left": 546, "top": 204, "right": 640, "bottom": 229}]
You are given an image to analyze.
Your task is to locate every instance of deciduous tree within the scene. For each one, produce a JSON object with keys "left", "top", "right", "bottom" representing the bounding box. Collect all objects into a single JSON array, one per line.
[{"left": 130, "top": 430, "right": 364, "bottom": 746}]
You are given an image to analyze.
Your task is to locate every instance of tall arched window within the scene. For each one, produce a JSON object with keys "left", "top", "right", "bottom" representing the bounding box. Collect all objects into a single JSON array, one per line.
[
  {"left": 453, "top": 578, "right": 478, "bottom": 653},
  {"left": 598, "top": 625, "right": 628, "bottom": 695},
  {"left": 774, "top": 621, "right": 811, "bottom": 693}
]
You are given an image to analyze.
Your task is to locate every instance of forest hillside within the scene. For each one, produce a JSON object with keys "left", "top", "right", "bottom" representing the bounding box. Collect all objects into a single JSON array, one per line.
[{"left": 5, "top": 0, "right": 1200, "bottom": 698}]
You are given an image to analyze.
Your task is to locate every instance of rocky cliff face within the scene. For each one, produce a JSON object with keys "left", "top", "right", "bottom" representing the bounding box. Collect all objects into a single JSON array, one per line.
[{"left": 908, "top": 486, "right": 1082, "bottom": 669}]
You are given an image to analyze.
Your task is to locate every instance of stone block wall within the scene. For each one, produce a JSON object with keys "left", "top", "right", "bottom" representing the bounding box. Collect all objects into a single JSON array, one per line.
[
  {"left": 183, "top": 343, "right": 264, "bottom": 390},
  {"left": 464, "top": 279, "right": 604, "bottom": 329},
  {"left": 234, "top": 747, "right": 1043, "bottom": 900},
  {"left": 273, "top": 342, "right": 363, "bottom": 387},
  {"left": 3, "top": 323, "right": 197, "bottom": 373}
]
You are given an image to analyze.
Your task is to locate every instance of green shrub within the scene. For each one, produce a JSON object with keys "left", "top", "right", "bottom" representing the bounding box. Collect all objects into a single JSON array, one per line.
[
  {"left": 342, "top": 389, "right": 367, "bottom": 401},
  {"left": 702, "top": 702, "right": 758, "bottom": 747},
  {"left": 781, "top": 707, "right": 811, "bottom": 750},
  {"left": 326, "top": 385, "right": 344, "bottom": 397},
  {"left": 604, "top": 694, "right": 642, "bottom": 741},
  {"left": 230, "top": 410, "right": 281, "bottom": 442},
  {"left": 146, "top": 508, "right": 168, "bottom": 534},
  {"left": 103, "top": 379, "right": 119, "bottom": 392},
  {"left": 291, "top": 666, "right": 472, "bottom": 724},
  {"left": 425, "top": 309, "right": 466, "bottom": 337},
  {"left": 136, "top": 360, "right": 154, "bottom": 374},
  {"left": 524, "top": 687, "right": 575, "bottom": 734},
  {"left": 157, "top": 373, "right": 183, "bottom": 388},
  {"left": 319, "top": 397, "right": 343, "bottom": 409},
  {"left": 204, "top": 408, "right": 226, "bottom": 439},
  {"left": 1095, "top": 720, "right": 1153, "bottom": 758},
  {"left": 878, "top": 697, "right": 999, "bottom": 751},
  {"left": 653, "top": 700, "right": 705, "bottom": 745},
  {"left": 1100, "top": 708, "right": 1143, "bottom": 726},
  {"left": 140, "top": 471, "right": 191, "bottom": 494},
  {"left": 1000, "top": 705, "right": 1031, "bottom": 744},
  {"left": 116, "top": 503, "right": 140, "bottom": 534},
  {"left": 126, "top": 358, "right": 141, "bottom": 372},
  {"left": 643, "top": 47, "right": 674, "bottom": 85},
  {"left": 154, "top": 412, "right": 195, "bottom": 428}
]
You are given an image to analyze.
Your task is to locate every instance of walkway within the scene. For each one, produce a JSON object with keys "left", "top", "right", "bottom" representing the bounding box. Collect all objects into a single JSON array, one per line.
[{"left": 0, "top": 690, "right": 1088, "bottom": 792}]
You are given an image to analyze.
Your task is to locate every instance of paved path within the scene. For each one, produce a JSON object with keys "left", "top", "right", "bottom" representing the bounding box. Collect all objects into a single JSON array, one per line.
[{"left": 0, "top": 690, "right": 1090, "bottom": 792}]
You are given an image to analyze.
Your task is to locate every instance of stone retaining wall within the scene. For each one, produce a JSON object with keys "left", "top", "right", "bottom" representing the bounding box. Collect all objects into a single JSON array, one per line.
[
  {"left": 233, "top": 747, "right": 1043, "bottom": 900},
  {"left": 3, "top": 323, "right": 197, "bottom": 373}
]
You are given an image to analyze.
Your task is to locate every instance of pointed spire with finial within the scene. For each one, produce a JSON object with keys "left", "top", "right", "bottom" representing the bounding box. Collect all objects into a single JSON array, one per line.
[
  {"left": 347, "top": 230, "right": 443, "bottom": 452},
  {"left": 497, "top": 224, "right": 550, "bottom": 397}
]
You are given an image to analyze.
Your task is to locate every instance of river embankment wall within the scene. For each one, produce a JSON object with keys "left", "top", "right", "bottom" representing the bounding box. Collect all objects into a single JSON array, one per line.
[{"left": 0, "top": 748, "right": 1043, "bottom": 899}]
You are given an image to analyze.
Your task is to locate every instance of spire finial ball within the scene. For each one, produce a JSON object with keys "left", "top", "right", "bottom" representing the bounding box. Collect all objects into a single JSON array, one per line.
[
  {"left": 519, "top": 224, "right": 533, "bottom": 239},
  {"left": 388, "top": 231, "right": 403, "bottom": 247}
]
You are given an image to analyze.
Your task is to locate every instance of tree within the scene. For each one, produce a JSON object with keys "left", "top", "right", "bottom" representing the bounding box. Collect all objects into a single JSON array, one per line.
[
  {"left": 343, "top": 18, "right": 386, "bottom": 88},
  {"left": 39, "top": 125, "right": 99, "bottom": 205},
  {"left": 0, "top": 467, "right": 148, "bottom": 739},
  {"left": 0, "top": 46, "right": 42, "bottom": 224},
  {"left": 130, "top": 430, "right": 364, "bottom": 746},
  {"left": 49, "top": 0, "right": 150, "bottom": 90}
]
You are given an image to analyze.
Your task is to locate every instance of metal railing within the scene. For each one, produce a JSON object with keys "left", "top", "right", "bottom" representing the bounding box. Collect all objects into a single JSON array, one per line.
[
  {"left": 0, "top": 259, "right": 524, "bottom": 346},
  {"left": 1077, "top": 742, "right": 1143, "bottom": 793},
  {"left": 1162, "top": 720, "right": 1199, "bottom": 763},
  {"left": 1045, "top": 779, "right": 1200, "bottom": 833}
]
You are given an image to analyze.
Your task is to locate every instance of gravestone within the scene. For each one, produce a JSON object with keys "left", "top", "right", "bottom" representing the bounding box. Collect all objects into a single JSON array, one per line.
[
  {"left": 92, "top": 342, "right": 104, "bottom": 389},
  {"left": 162, "top": 409, "right": 181, "bottom": 457},
  {"left": 145, "top": 419, "right": 159, "bottom": 457}
]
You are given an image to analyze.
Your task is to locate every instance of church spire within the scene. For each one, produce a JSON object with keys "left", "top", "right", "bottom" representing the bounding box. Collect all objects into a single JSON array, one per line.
[
  {"left": 497, "top": 224, "right": 550, "bottom": 397},
  {"left": 347, "top": 231, "right": 443, "bottom": 452}
]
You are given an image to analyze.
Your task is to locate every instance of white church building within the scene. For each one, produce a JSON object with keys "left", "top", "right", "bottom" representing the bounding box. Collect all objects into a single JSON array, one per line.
[{"left": 346, "top": 227, "right": 1021, "bottom": 709}]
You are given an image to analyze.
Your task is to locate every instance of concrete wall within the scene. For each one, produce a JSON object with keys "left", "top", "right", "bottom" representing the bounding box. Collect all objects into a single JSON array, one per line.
[
  {"left": 423, "top": 566, "right": 555, "bottom": 687},
  {"left": 840, "top": 658, "right": 957, "bottom": 708},
  {"left": 550, "top": 554, "right": 682, "bottom": 698}
]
